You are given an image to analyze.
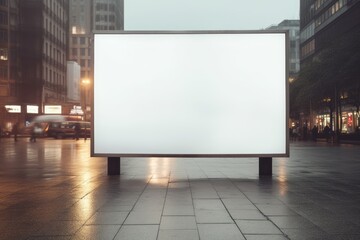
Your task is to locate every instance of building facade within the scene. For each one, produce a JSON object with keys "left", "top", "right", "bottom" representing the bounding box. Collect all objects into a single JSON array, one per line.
[
  {"left": 69, "top": 0, "right": 123, "bottom": 80},
  {"left": 69, "top": 0, "right": 123, "bottom": 121},
  {"left": 93, "top": 0, "right": 124, "bottom": 31},
  {"left": 267, "top": 20, "right": 300, "bottom": 82},
  {"left": 300, "top": 0, "right": 360, "bottom": 63},
  {"left": 20, "top": 0, "right": 69, "bottom": 114},
  {"left": 0, "top": 0, "right": 22, "bottom": 130},
  {"left": 299, "top": 0, "right": 360, "bottom": 133}
]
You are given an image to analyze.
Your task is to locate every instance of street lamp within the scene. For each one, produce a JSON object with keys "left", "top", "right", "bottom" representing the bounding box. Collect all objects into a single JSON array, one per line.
[{"left": 81, "top": 78, "right": 90, "bottom": 121}]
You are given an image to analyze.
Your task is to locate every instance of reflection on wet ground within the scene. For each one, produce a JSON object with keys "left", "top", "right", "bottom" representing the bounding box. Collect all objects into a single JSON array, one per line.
[{"left": 0, "top": 138, "right": 360, "bottom": 239}]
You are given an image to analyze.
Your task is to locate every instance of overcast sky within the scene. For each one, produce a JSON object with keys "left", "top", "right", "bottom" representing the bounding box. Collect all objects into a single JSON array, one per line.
[{"left": 124, "top": 0, "right": 300, "bottom": 31}]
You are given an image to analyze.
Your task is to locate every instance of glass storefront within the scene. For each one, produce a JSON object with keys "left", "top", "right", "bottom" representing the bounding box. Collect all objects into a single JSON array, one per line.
[{"left": 315, "top": 111, "right": 359, "bottom": 133}]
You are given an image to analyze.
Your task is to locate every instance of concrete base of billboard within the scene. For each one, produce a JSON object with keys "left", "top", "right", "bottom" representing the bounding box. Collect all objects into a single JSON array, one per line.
[
  {"left": 108, "top": 157, "right": 121, "bottom": 175},
  {"left": 259, "top": 157, "right": 272, "bottom": 176}
]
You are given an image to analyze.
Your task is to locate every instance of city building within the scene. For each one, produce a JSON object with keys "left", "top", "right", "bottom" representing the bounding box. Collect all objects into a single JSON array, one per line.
[
  {"left": 299, "top": 0, "right": 360, "bottom": 133},
  {"left": 0, "top": 0, "right": 21, "bottom": 130},
  {"left": 267, "top": 20, "right": 300, "bottom": 82},
  {"left": 20, "top": 0, "right": 69, "bottom": 119},
  {"left": 69, "top": 0, "right": 124, "bottom": 80},
  {"left": 69, "top": 0, "right": 123, "bottom": 121},
  {"left": 93, "top": 0, "right": 124, "bottom": 31}
]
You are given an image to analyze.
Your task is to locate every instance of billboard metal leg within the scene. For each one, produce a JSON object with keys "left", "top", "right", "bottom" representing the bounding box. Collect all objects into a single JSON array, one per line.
[
  {"left": 259, "top": 157, "right": 272, "bottom": 176},
  {"left": 108, "top": 157, "right": 121, "bottom": 175}
]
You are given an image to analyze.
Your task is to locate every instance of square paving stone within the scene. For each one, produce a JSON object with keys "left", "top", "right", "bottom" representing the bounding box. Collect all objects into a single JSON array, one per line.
[
  {"left": 269, "top": 216, "right": 318, "bottom": 229},
  {"left": 157, "top": 229, "right": 199, "bottom": 240},
  {"left": 163, "top": 204, "right": 195, "bottom": 216},
  {"left": 195, "top": 210, "right": 233, "bottom": 224},
  {"left": 114, "top": 225, "right": 158, "bottom": 240},
  {"left": 34, "top": 220, "right": 84, "bottom": 236},
  {"left": 160, "top": 216, "right": 197, "bottom": 230},
  {"left": 244, "top": 235, "right": 288, "bottom": 240},
  {"left": 85, "top": 211, "right": 128, "bottom": 225},
  {"left": 198, "top": 224, "right": 245, "bottom": 240},
  {"left": 235, "top": 220, "right": 283, "bottom": 235},
  {"left": 193, "top": 199, "right": 226, "bottom": 210},
  {"left": 72, "top": 225, "right": 121, "bottom": 240},
  {"left": 124, "top": 210, "right": 162, "bottom": 224},
  {"left": 228, "top": 209, "right": 267, "bottom": 220}
]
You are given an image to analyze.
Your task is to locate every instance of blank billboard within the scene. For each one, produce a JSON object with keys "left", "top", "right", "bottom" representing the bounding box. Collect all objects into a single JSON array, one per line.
[{"left": 92, "top": 31, "right": 288, "bottom": 157}]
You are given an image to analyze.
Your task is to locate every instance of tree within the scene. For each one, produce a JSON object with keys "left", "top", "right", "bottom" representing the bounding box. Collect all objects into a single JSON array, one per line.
[{"left": 292, "top": 27, "right": 360, "bottom": 136}]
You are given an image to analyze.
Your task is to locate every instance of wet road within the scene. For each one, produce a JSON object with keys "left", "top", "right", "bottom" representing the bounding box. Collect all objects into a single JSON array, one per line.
[{"left": 0, "top": 138, "right": 360, "bottom": 239}]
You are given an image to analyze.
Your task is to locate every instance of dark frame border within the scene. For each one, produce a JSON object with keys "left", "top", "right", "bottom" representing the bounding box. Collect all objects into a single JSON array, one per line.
[{"left": 91, "top": 30, "right": 289, "bottom": 158}]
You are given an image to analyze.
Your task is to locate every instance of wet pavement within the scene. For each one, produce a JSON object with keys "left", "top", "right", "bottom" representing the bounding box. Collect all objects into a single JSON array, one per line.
[{"left": 0, "top": 138, "right": 360, "bottom": 240}]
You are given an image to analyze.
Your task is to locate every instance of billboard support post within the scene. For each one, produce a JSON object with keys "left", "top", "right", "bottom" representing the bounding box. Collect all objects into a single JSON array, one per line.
[
  {"left": 259, "top": 157, "right": 272, "bottom": 176},
  {"left": 108, "top": 157, "right": 120, "bottom": 175}
]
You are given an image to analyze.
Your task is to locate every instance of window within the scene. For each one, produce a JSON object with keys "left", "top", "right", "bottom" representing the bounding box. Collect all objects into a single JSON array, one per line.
[
  {"left": 0, "top": 66, "right": 7, "bottom": 79},
  {"left": 0, "top": 29, "right": 7, "bottom": 43},
  {"left": 72, "top": 37, "right": 77, "bottom": 44},
  {"left": 72, "top": 48, "right": 77, "bottom": 56},
  {"left": 301, "top": 39, "right": 315, "bottom": 58},
  {"left": 80, "top": 48, "right": 86, "bottom": 56},
  {"left": 80, "top": 37, "right": 85, "bottom": 45},
  {"left": 80, "top": 59, "right": 85, "bottom": 66},
  {"left": 0, "top": 11, "right": 7, "bottom": 25},
  {"left": 0, "top": 0, "right": 8, "bottom": 7},
  {"left": 290, "top": 40, "right": 296, "bottom": 48},
  {"left": 0, "top": 48, "right": 8, "bottom": 61}
]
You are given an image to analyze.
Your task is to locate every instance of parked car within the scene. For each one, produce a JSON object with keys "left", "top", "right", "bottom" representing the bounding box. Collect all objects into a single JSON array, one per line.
[
  {"left": 46, "top": 121, "right": 91, "bottom": 139},
  {"left": 0, "top": 130, "right": 11, "bottom": 138}
]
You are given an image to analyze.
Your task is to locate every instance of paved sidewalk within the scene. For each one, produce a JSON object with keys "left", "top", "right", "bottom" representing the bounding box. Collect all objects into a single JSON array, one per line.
[{"left": 0, "top": 138, "right": 360, "bottom": 240}]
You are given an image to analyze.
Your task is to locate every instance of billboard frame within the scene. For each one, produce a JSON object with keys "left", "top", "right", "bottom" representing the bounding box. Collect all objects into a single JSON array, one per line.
[{"left": 91, "top": 30, "right": 289, "bottom": 158}]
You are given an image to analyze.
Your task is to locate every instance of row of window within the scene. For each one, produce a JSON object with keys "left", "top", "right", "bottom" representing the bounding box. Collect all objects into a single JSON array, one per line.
[
  {"left": 44, "top": 17, "right": 67, "bottom": 44},
  {"left": 71, "top": 47, "right": 89, "bottom": 56},
  {"left": 72, "top": 36, "right": 89, "bottom": 45},
  {"left": 0, "top": 47, "right": 7, "bottom": 60},
  {"left": 0, "top": 0, "right": 7, "bottom": 7},
  {"left": 0, "top": 65, "right": 7, "bottom": 79},
  {"left": 95, "top": 14, "right": 115, "bottom": 22},
  {"left": 44, "top": 42, "right": 66, "bottom": 64},
  {"left": 44, "top": 66, "right": 65, "bottom": 88},
  {"left": 0, "top": 29, "right": 7, "bottom": 42},
  {"left": 81, "top": 70, "right": 91, "bottom": 78},
  {"left": 301, "top": 39, "right": 315, "bottom": 58},
  {"left": 300, "top": 22, "right": 315, "bottom": 43},
  {"left": 0, "top": 10, "right": 7, "bottom": 25},
  {"left": 315, "top": 0, "right": 330, "bottom": 11},
  {"left": 95, "top": 25, "right": 115, "bottom": 30},
  {"left": 96, "top": 3, "right": 115, "bottom": 12},
  {"left": 45, "top": 0, "right": 66, "bottom": 22},
  {"left": 71, "top": 26, "right": 87, "bottom": 35},
  {"left": 315, "top": 0, "right": 347, "bottom": 27}
]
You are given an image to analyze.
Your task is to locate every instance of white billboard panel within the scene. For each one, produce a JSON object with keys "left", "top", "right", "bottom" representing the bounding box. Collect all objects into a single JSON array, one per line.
[{"left": 93, "top": 32, "right": 288, "bottom": 157}]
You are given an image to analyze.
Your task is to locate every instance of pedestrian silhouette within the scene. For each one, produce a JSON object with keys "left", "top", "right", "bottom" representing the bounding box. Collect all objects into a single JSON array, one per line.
[
  {"left": 74, "top": 122, "right": 81, "bottom": 140},
  {"left": 30, "top": 123, "right": 41, "bottom": 142},
  {"left": 311, "top": 125, "right": 318, "bottom": 141},
  {"left": 12, "top": 122, "right": 19, "bottom": 142},
  {"left": 323, "top": 125, "right": 331, "bottom": 142}
]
